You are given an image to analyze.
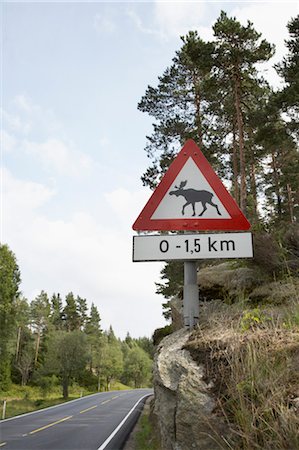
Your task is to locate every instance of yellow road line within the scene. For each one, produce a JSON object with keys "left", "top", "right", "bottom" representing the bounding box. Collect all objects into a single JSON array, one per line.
[
  {"left": 79, "top": 405, "right": 97, "bottom": 414},
  {"left": 29, "top": 415, "right": 73, "bottom": 435},
  {"left": 112, "top": 396, "right": 120, "bottom": 400},
  {"left": 100, "top": 399, "right": 111, "bottom": 405},
  {"left": 0, "top": 443, "right": 7, "bottom": 447}
]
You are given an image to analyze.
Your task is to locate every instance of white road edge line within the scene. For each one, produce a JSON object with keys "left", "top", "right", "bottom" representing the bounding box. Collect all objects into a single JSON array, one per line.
[
  {"left": 97, "top": 393, "right": 152, "bottom": 450},
  {"left": 1, "top": 391, "right": 129, "bottom": 423}
]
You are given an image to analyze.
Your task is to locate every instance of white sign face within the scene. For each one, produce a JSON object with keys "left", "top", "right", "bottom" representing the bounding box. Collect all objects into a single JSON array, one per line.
[
  {"left": 151, "top": 158, "right": 231, "bottom": 220},
  {"left": 133, "top": 233, "right": 253, "bottom": 261}
]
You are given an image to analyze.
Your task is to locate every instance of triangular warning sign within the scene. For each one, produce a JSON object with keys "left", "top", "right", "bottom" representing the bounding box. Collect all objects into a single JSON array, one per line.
[{"left": 133, "top": 140, "right": 251, "bottom": 231}]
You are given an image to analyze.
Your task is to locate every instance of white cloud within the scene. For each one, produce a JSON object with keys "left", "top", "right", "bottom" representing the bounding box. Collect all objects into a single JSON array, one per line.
[
  {"left": 154, "top": 1, "right": 206, "bottom": 38},
  {"left": 1, "top": 108, "right": 32, "bottom": 134},
  {"left": 127, "top": 2, "right": 208, "bottom": 41},
  {"left": 1, "top": 130, "right": 17, "bottom": 153},
  {"left": 3, "top": 168, "right": 56, "bottom": 212},
  {"left": 231, "top": 2, "right": 299, "bottom": 87},
  {"left": 126, "top": 9, "right": 165, "bottom": 38},
  {"left": 2, "top": 170, "right": 165, "bottom": 338},
  {"left": 94, "top": 13, "right": 117, "bottom": 34},
  {"left": 104, "top": 187, "right": 151, "bottom": 230},
  {"left": 3, "top": 94, "right": 93, "bottom": 178},
  {"left": 22, "top": 138, "right": 93, "bottom": 177},
  {"left": 14, "top": 94, "right": 37, "bottom": 114},
  {"left": 3, "top": 95, "right": 62, "bottom": 139}
]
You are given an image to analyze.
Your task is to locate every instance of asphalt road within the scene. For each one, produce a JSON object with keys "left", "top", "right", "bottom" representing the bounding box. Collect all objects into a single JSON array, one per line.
[{"left": 0, "top": 389, "right": 153, "bottom": 450}]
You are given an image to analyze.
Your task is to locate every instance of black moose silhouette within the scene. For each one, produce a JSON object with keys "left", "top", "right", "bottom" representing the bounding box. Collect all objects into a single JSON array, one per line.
[{"left": 169, "top": 180, "right": 222, "bottom": 217}]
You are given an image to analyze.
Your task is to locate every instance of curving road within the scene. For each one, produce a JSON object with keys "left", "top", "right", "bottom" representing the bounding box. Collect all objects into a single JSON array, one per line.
[{"left": 0, "top": 389, "right": 153, "bottom": 450}]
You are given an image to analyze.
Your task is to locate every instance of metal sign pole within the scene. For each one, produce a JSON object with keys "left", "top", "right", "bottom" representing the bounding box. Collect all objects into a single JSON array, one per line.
[{"left": 183, "top": 261, "right": 199, "bottom": 330}]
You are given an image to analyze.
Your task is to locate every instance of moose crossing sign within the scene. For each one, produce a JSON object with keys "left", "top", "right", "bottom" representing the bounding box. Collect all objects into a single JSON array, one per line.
[{"left": 133, "top": 139, "right": 250, "bottom": 232}]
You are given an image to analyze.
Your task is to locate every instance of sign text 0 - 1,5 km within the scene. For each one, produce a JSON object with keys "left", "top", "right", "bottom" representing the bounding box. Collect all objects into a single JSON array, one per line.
[{"left": 133, "top": 233, "right": 253, "bottom": 262}]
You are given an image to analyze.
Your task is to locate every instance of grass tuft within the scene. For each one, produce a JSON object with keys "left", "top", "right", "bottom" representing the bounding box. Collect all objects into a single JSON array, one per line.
[{"left": 186, "top": 298, "right": 299, "bottom": 449}]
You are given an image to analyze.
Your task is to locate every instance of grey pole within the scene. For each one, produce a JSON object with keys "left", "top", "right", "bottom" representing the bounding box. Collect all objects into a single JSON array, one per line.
[{"left": 183, "top": 261, "right": 199, "bottom": 330}]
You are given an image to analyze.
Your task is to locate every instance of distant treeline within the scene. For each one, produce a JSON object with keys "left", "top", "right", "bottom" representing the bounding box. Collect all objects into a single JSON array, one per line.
[{"left": 0, "top": 243, "right": 153, "bottom": 398}]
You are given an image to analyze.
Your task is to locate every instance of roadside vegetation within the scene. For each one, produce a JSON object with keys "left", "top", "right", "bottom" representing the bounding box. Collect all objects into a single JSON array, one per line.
[
  {"left": 0, "top": 381, "right": 129, "bottom": 420},
  {"left": 185, "top": 290, "right": 299, "bottom": 449},
  {"left": 136, "top": 10, "right": 299, "bottom": 450},
  {"left": 0, "top": 244, "right": 154, "bottom": 419},
  {"left": 125, "top": 398, "right": 160, "bottom": 450}
]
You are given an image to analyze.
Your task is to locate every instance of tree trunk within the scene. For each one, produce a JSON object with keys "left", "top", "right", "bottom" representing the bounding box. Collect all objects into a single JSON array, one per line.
[
  {"left": 34, "top": 330, "right": 40, "bottom": 366},
  {"left": 287, "top": 183, "right": 295, "bottom": 223},
  {"left": 249, "top": 162, "right": 258, "bottom": 221},
  {"left": 21, "top": 369, "right": 29, "bottom": 386},
  {"left": 15, "top": 326, "right": 21, "bottom": 362},
  {"left": 271, "top": 150, "right": 282, "bottom": 218},
  {"left": 62, "top": 376, "right": 69, "bottom": 399},
  {"left": 232, "top": 121, "right": 239, "bottom": 204},
  {"left": 192, "top": 72, "right": 203, "bottom": 149},
  {"left": 233, "top": 72, "right": 247, "bottom": 214}
]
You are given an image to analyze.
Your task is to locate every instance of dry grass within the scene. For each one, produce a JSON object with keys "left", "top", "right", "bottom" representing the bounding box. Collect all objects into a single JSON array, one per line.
[{"left": 185, "top": 298, "right": 299, "bottom": 450}]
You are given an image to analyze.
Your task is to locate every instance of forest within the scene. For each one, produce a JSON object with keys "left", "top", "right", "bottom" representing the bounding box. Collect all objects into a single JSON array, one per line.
[
  {"left": 137, "top": 12, "right": 299, "bottom": 313},
  {"left": 0, "top": 243, "right": 153, "bottom": 405},
  {"left": 136, "top": 12, "right": 299, "bottom": 448}
]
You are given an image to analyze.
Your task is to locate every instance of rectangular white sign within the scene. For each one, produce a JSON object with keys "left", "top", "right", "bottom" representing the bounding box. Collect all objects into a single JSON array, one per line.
[{"left": 133, "top": 232, "right": 253, "bottom": 262}]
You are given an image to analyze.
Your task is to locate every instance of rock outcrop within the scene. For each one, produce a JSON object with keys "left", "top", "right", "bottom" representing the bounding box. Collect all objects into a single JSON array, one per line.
[
  {"left": 197, "top": 262, "right": 260, "bottom": 301},
  {"left": 153, "top": 329, "right": 226, "bottom": 450}
]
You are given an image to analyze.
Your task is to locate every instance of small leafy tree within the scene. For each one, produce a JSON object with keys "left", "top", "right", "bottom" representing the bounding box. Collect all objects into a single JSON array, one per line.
[
  {"left": 100, "top": 333, "right": 123, "bottom": 390},
  {"left": 44, "top": 330, "right": 88, "bottom": 398},
  {"left": 123, "top": 346, "right": 152, "bottom": 388}
]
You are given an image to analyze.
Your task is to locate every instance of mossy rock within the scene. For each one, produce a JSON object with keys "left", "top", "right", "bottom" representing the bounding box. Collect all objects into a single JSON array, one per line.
[
  {"left": 197, "top": 262, "right": 262, "bottom": 301},
  {"left": 249, "top": 280, "right": 299, "bottom": 305}
]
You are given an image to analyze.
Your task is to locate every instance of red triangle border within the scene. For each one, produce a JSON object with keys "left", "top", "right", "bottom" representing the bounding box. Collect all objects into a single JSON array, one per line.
[{"left": 133, "top": 140, "right": 251, "bottom": 231}]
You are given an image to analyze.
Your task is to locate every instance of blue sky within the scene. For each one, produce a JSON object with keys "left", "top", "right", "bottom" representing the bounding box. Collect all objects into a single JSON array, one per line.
[{"left": 1, "top": 0, "right": 298, "bottom": 338}]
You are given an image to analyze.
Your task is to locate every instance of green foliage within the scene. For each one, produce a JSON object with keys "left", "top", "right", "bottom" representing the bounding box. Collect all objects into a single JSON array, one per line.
[
  {"left": 138, "top": 13, "right": 298, "bottom": 314},
  {"left": 123, "top": 346, "right": 152, "bottom": 388},
  {"left": 0, "top": 244, "right": 21, "bottom": 390},
  {"left": 63, "top": 292, "right": 81, "bottom": 332},
  {"left": 100, "top": 334, "right": 124, "bottom": 390},
  {"left": 0, "top": 242, "right": 151, "bottom": 412},
  {"left": 156, "top": 261, "right": 184, "bottom": 319},
  {"left": 50, "top": 293, "right": 64, "bottom": 330},
  {"left": 152, "top": 325, "right": 173, "bottom": 346},
  {"left": 30, "top": 291, "right": 51, "bottom": 333},
  {"left": 44, "top": 330, "right": 88, "bottom": 398},
  {"left": 275, "top": 15, "right": 299, "bottom": 141},
  {"left": 225, "top": 339, "right": 299, "bottom": 449},
  {"left": 135, "top": 412, "right": 160, "bottom": 450},
  {"left": 240, "top": 308, "right": 267, "bottom": 331},
  {"left": 138, "top": 30, "right": 217, "bottom": 189}
]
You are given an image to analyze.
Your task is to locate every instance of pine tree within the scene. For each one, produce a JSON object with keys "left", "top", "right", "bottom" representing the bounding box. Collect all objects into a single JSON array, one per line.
[
  {"left": 212, "top": 11, "right": 274, "bottom": 214},
  {"left": 85, "top": 303, "right": 102, "bottom": 372},
  {"left": 63, "top": 292, "right": 80, "bottom": 332},
  {"left": 30, "top": 291, "right": 51, "bottom": 366},
  {"left": 138, "top": 31, "right": 215, "bottom": 189},
  {"left": 76, "top": 296, "right": 88, "bottom": 330},
  {"left": 50, "top": 293, "right": 63, "bottom": 330},
  {"left": 275, "top": 15, "right": 299, "bottom": 141}
]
